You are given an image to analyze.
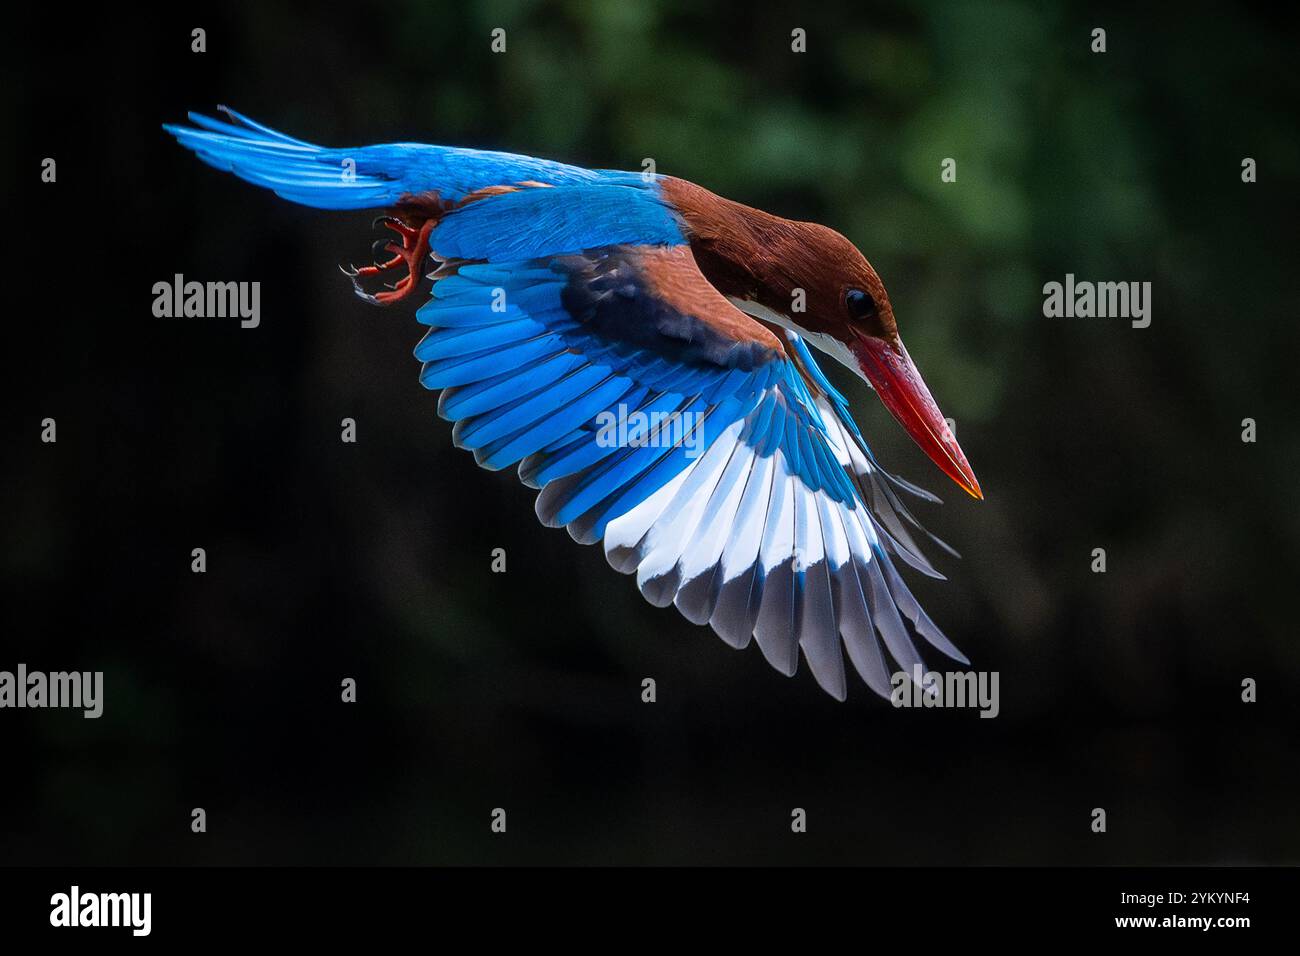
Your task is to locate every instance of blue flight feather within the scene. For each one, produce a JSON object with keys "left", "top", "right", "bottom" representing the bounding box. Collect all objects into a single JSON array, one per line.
[{"left": 165, "top": 109, "right": 657, "bottom": 211}]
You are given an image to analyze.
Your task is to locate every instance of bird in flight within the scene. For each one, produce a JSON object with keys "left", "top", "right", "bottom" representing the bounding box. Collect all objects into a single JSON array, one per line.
[{"left": 166, "top": 107, "right": 983, "bottom": 701}]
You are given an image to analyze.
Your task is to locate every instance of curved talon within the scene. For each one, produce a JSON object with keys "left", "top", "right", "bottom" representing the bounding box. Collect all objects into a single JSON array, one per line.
[
  {"left": 340, "top": 216, "right": 437, "bottom": 307},
  {"left": 349, "top": 274, "right": 380, "bottom": 303}
]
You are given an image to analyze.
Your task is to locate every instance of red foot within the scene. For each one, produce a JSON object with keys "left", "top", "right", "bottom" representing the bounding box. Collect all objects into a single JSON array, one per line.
[{"left": 340, "top": 216, "right": 436, "bottom": 306}]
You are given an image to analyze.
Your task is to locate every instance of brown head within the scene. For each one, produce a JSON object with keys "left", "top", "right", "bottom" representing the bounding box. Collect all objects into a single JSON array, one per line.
[{"left": 662, "top": 176, "right": 982, "bottom": 500}]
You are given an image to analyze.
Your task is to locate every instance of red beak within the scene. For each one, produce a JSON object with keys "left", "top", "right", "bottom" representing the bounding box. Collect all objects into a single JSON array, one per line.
[{"left": 851, "top": 334, "right": 983, "bottom": 500}]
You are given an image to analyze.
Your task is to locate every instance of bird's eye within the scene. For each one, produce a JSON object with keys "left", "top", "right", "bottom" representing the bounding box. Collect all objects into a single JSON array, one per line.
[{"left": 846, "top": 289, "right": 879, "bottom": 321}]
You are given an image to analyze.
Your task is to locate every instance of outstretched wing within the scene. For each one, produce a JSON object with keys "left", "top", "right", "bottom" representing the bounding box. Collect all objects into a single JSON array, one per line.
[
  {"left": 165, "top": 107, "right": 641, "bottom": 209},
  {"left": 418, "top": 240, "right": 966, "bottom": 700}
]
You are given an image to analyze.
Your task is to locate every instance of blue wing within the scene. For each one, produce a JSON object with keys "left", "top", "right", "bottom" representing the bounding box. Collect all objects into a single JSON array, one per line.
[
  {"left": 417, "top": 245, "right": 966, "bottom": 700},
  {"left": 164, "top": 107, "right": 645, "bottom": 209},
  {"left": 165, "top": 109, "right": 683, "bottom": 256}
]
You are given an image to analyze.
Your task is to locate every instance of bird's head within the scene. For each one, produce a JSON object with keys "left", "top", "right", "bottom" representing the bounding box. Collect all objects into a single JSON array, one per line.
[
  {"left": 784, "top": 224, "right": 983, "bottom": 501},
  {"left": 659, "top": 176, "right": 983, "bottom": 500}
]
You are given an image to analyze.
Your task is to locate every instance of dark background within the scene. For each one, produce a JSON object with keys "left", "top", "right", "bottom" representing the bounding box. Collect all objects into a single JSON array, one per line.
[{"left": 4, "top": 1, "right": 1298, "bottom": 865}]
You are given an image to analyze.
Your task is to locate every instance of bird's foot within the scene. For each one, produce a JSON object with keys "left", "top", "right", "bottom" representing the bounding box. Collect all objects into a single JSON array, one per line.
[{"left": 339, "top": 216, "right": 436, "bottom": 306}]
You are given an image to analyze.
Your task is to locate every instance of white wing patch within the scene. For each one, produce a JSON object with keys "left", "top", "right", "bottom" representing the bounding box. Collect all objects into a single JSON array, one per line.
[{"left": 597, "top": 373, "right": 963, "bottom": 701}]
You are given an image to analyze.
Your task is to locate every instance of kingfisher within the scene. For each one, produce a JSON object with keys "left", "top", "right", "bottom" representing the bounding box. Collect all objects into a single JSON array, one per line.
[{"left": 166, "top": 107, "right": 983, "bottom": 701}]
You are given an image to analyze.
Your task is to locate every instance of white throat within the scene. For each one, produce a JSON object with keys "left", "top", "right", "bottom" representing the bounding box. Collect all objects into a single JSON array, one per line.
[{"left": 726, "top": 296, "right": 863, "bottom": 382}]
